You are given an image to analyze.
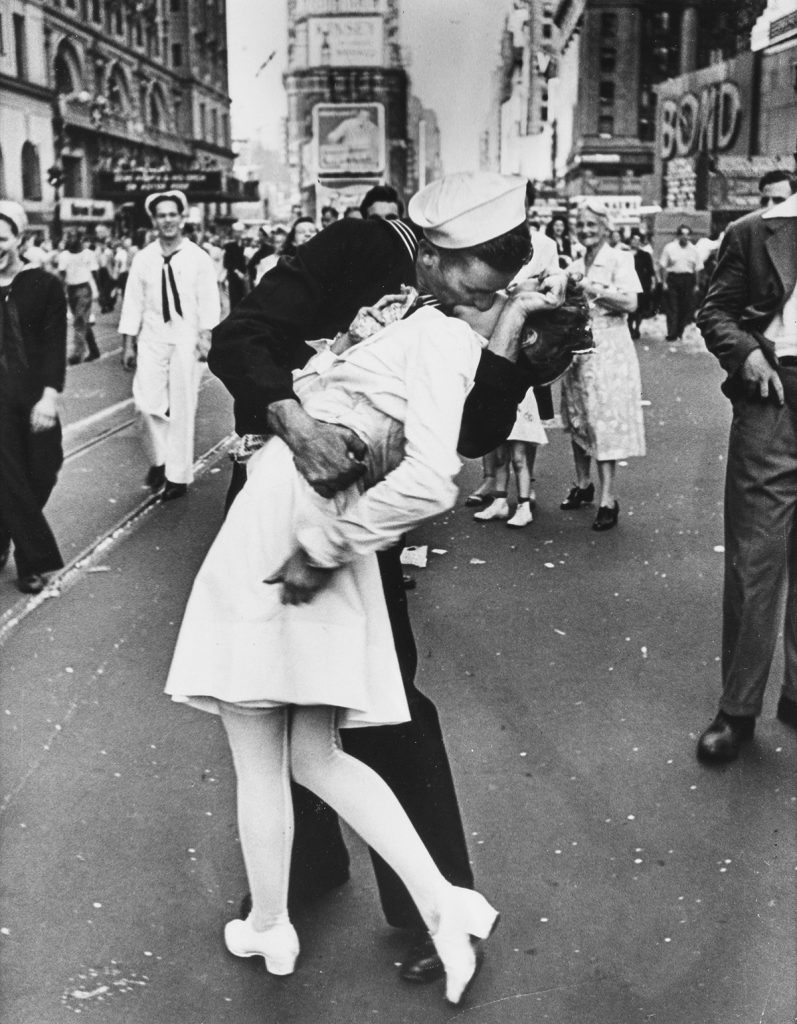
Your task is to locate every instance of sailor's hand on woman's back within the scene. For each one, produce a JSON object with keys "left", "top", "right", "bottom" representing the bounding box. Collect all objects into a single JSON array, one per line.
[{"left": 267, "top": 400, "right": 367, "bottom": 498}]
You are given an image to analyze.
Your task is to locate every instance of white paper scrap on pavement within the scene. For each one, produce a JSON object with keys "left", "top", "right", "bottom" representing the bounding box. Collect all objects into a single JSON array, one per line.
[{"left": 400, "top": 545, "right": 428, "bottom": 568}]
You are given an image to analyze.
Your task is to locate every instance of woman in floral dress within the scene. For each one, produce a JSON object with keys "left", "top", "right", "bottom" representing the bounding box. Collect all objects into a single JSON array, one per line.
[{"left": 559, "top": 200, "right": 646, "bottom": 531}]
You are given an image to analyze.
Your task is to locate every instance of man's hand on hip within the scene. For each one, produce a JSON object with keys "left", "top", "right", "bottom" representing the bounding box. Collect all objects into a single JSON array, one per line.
[
  {"left": 740, "top": 348, "right": 784, "bottom": 405},
  {"left": 267, "top": 399, "right": 367, "bottom": 497}
]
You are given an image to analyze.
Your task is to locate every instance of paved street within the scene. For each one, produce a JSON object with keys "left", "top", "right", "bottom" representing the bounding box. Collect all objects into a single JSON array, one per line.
[{"left": 0, "top": 315, "right": 795, "bottom": 1024}]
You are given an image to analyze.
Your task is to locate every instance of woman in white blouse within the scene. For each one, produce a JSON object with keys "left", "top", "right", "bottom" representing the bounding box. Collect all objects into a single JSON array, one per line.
[{"left": 559, "top": 200, "right": 646, "bottom": 530}]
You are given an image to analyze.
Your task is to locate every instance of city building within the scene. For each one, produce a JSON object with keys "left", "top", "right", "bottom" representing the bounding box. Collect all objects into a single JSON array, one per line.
[
  {"left": 0, "top": 0, "right": 57, "bottom": 230},
  {"left": 652, "top": 0, "right": 795, "bottom": 230},
  {"left": 481, "top": 0, "right": 557, "bottom": 187},
  {"left": 406, "top": 93, "right": 442, "bottom": 194},
  {"left": 1, "top": 0, "right": 241, "bottom": 237},
  {"left": 283, "top": 0, "right": 413, "bottom": 214},
  {"left": 550, "top": 0, "right": 767, "bottom": 205}
]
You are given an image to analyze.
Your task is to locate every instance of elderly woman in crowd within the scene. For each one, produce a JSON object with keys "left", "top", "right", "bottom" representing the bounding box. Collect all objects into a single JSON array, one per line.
[{"left": 559, "top": 200, "right": 646, "bottom": 531}]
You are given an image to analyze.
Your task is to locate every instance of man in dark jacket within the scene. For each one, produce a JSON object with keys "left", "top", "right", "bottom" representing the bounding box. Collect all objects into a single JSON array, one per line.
[
  {"left": 695, "top": 182, "right": 797, "bottom": 763},
  {"left": 0, "top": 201, "right": 67, "bottom": 594},
  {"left": 627, "top": 231, "right": 655, "bottom": 340},
  {"left": 209, "top": 172, "right": 568, "bottom": 981},
  {"left": 223, "top": 222, "right": 248, "bottom": 309}
]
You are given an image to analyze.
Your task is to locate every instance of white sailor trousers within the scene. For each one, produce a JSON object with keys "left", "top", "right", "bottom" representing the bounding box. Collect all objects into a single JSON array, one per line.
[{"left": 132, "top": 333, "right": 204, "bottom": 484}]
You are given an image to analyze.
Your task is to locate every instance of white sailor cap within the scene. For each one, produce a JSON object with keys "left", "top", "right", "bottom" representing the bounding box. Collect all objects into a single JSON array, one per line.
[
  {"left": 0, "top": 200, "right": 28, "bottom": 236},
  {"left": 408, "top": 172, "right": 527, "bottom": 249},
  {"left": 144, "top": 189, "right": 189, "bottom": 219}
]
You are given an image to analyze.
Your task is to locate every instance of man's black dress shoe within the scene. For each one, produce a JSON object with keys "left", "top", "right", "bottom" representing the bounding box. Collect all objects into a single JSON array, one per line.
[
  {"left": 399, "top": 931, "right": 484, "bottom": 986},
  {"left": 399, "top": 932, "right": 445, "bottom": 983},
  {"left": 592, "top": 500, "right": 619, "bottom": 531},
  {"left": 696, "top": 711, "right": 755, "bottom": 763},
  {"left": 161, "top": 481, "right": 188, "bottom": 502},
  {"left": 560, "top": 482, "right": 594, "bottom": 510},
  {"left": 16, "top": 573, "right": 46, "bottom": 595},
  {"left": 776, "top": 694, "right": 797, "bottom": 728},
  {"left": 146, "top": 464, "right": 166, "bottom": 491},
  {"left": 0, "top": 541, "right": 10, "bottom": 572}
]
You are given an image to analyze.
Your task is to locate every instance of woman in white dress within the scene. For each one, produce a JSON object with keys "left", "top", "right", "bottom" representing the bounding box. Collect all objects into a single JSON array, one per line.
[
  {"left": 165, "top": 293, "right": 507, "bottom": 1004},
  {"left": 559, "top": 200, "right": 646, "bottom": 531}
]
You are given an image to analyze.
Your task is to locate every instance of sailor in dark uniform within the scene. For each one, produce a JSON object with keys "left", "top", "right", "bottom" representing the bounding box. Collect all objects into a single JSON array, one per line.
[
  {"left": 209, "top": 172, "right": 571, "bottom": 982},
  {"left": 0, "top": 201, "right": 67, "bottom": 595}
]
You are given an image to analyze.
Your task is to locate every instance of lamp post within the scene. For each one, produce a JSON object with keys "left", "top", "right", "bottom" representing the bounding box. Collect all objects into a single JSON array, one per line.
[{"left": 48, "top": 94, "right": 67, "bottom": 245}]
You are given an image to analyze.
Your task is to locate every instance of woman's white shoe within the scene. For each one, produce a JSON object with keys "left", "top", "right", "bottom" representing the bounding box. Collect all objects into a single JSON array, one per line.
[
  {"left": 473, "top": 497, "right": 510, "bottom": 522},
  {"left": 430, "top": 887, "right": 499, "bottom": 1005},
  {"left": 224, "top": 918, "right": 300, "bottom": 976},
  {"left": 507, "top": 502, "right": 533, "bottom": 527}
]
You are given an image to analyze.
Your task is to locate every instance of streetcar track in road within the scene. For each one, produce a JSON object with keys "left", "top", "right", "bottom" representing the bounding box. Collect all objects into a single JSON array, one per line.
[
  {"left": 62, "top": 375, "right": 216, "bottom": 460},
  {"left": 64, "top": 412, "right": 138, "bottom": 461},
  {"left": 0, "top": 431, "right": 237, "bottom": 648}
]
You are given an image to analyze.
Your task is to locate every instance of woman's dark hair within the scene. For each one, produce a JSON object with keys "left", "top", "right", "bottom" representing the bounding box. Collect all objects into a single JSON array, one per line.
[
  {"left": 545, "top": 213, "right": 569, "bottom": 238},
  {"left": 435, "top": 221, "right": 531, "bottom": 275},
  {"left": 282, "top": 216, "right": 316, "bottom": 258}
]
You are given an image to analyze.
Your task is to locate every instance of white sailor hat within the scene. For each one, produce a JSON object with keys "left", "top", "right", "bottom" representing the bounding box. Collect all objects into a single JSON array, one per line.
[
  {"left": 144, "top": 189, "right": 189, "bottom": 219},
  {"left": 408, "top": 172, "right": 527, "bottom": 249},
  {"left": 0, "top": 200, "right": 28, "bottom": 236}
]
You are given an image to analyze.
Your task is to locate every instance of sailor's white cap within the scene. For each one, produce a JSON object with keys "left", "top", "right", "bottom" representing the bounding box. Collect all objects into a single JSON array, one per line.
[
  {"left": 408, "top": 172, "right": 527, "bottom": 249},
  {"left": 144, "top": 189, "right": 189, "bottom": 219}
]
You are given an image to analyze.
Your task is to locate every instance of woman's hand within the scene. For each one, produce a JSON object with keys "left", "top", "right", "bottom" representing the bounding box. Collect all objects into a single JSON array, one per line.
[
  {"left": 264, "top": 548, "right": 334, "bottom": 605},
  {"left": 347, "top": 287, "right": 417, "bottom": 344},
  {"left": 30, "top": 388, "right": 59, "bottom": 433}
]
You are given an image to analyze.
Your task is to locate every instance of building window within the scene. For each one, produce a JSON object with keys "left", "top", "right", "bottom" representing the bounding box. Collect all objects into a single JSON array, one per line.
[
  {"left": 107, "top": 66, "right": 129, "bottom": 114},
  {"left": 91, "top": 0, "right": 101, "bottom": 21},
  {"left": 114, "top": 7, "right": 123, "bottom": 34},
  {"left": 600, "top": 44, "right": 616, "bottom": 74},
  {"left": 221, "top": 112, "right": 229, "bottom": 147},
  {"left": 170, "top": 0, "right": 180, "bottom": 11},
  {"left": 199, "top": 102, "right": 206, "bottom": 139},
  {"left": 134, "top": 18, "right": 143, "bottom": 46},
  {"left": 21, "top": 141, "right": 42, "bottom": 200},
  {"left": 13, "top": 14, "right": 28, "bottom": 80},
  {"left": 598, "top": 80, "right": 615, "bottom": 137},
  {"left": 0, "top": 13, "right": 5, "bottom": 55},
  {"left": 149, "top": 93, "right": 161, "bottom": 130},
  {"left": 599, "top": 80, "right": 615, "bottom": 105},
  {"left": 172, "top": 43, "right": 182, "bottom": 67},
  {"left": 600, "top": 12, "right": 617, "bottom": 37},
  {"left": 54, "top": 41, "right": 79, "bottom": 93},
  {"left": 210, "top": 108, "right": 218, "bottom": 144}
]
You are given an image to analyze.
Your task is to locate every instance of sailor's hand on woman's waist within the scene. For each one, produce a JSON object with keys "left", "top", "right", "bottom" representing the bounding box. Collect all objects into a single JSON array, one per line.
[{"left": 267, "top": 400, "right": 367, "bottom": 498}]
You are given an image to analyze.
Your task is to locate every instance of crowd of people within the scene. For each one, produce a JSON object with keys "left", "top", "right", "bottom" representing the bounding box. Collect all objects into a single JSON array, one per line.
[{"left": 0, "top": 162, "right": 795, "bottom": 1007}]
